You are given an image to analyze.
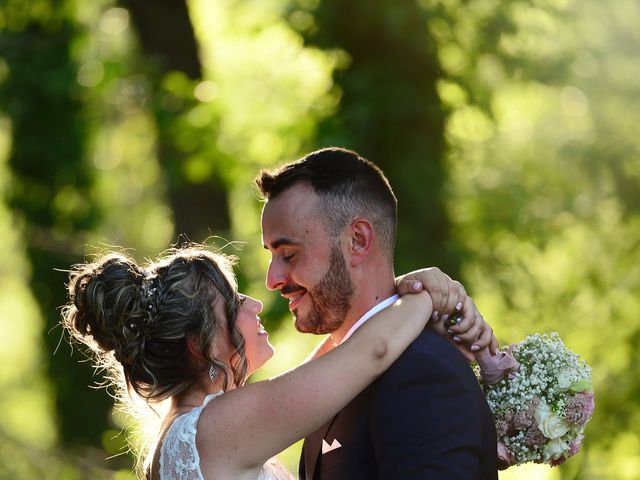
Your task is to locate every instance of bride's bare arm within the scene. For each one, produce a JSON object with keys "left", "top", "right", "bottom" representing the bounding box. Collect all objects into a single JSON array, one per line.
[
  {"left": 306, "top": 267, "right": 485, "bottom": 363},
  {"left": 197, "top": 292, "right": 432, "bottom": 472}
]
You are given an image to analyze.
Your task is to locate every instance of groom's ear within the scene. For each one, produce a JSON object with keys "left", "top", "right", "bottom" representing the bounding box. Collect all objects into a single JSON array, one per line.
[{"left": 348, "top": 218, "right": 374, "bottom": 267}]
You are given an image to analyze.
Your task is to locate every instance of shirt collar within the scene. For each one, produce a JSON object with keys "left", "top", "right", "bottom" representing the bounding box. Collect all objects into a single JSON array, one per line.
[{"left": 340, "top": 294, "right": 400, "bottom": 345}]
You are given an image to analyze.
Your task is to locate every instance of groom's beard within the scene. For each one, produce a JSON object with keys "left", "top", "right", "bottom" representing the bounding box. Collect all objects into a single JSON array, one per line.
[{"left": 293, "top": 245, "right": 354, "bottom": 335}]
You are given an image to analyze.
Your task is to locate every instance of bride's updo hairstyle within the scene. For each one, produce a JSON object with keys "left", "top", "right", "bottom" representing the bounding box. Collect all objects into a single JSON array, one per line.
[{"left": 61, "top": 246, "right": 249, "bottom": 401}]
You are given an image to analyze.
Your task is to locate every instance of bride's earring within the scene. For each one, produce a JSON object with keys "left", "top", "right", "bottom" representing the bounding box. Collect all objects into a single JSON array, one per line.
[{"left": 209, "top": 365, "right": 218, "bottom": 383}]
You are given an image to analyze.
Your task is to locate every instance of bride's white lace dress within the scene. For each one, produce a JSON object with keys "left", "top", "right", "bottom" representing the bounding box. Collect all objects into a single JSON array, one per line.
[{"left": 159, "top": 391, "right": 293, "bottom": 480}]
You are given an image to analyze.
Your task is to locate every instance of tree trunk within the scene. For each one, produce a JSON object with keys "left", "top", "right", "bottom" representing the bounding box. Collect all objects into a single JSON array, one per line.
[
  {"left": 299, "top": 0, "right": 459, "bottom": 276},
  {"left": 1, "top": 24, "right": 113, "bottom": 449},
  {"left": 120, "top": 0, "right": 231, "bottom": 241}
]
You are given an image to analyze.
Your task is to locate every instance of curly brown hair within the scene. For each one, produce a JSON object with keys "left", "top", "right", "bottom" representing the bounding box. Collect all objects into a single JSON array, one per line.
[{"left": 61, "top": 246, "right": 249, "bottom": 402}]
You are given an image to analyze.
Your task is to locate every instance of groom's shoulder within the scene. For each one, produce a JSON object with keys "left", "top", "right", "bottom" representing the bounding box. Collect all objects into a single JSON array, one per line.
[
  {"left": 371, "top": 328, "right": 483, "bottom": 415},
  {"left": 384, "top": 328, "right": 471, "bottom": 379},
  {"left": 406, "top": 327, "right": 466, "bottom": 360}
]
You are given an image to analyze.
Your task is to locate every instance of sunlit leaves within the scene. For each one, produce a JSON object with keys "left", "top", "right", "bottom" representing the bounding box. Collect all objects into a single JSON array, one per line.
[
  {"left": 447, "top": 105, "right": 494, "bottom": 142},
  {"left": 443, "top": 1, "right": 640, "bottom": 477},
  {"left": 1, "top": 0, "right": 638, "bottom": 478}
]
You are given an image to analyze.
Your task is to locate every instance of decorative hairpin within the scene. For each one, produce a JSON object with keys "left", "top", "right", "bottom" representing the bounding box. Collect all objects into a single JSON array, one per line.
[{"left": 139, "top": 270, "right": 159, "bottom": 329}]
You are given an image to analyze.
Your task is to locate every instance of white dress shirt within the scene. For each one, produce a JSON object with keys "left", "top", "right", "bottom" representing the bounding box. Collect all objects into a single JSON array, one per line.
[{"left": 340, "top": 294, "right": 400, "bottom": 345}]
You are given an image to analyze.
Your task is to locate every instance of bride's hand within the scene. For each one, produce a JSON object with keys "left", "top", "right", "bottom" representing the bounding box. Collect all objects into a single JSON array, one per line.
[
  {"left": 444, "top": 297, "right": 498, "bottom": 361},
  {"left": 396, "top": 267, "right": 465, "bottom": 316},
  {"left": 396, "top": 268, "right": 498, "bottom": 361}
]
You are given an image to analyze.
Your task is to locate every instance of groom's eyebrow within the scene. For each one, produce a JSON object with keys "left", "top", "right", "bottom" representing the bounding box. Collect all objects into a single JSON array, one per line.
[{"left": 264, "top": 237, "right": 300, "bottom": 250}]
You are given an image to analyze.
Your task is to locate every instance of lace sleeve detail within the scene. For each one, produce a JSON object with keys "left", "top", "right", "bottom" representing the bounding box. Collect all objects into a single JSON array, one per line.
[
  {"left": 159, "top": 391, "right": 293, "bottom": 480},
  {"left": 159, "top": 392, "right": 223, "bottom": 480}
]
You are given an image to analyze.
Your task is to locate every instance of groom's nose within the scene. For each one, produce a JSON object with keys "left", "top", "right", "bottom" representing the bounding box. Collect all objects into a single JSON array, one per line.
[{"left": 266, "top": 259, "right": 287, "bottom": 291}]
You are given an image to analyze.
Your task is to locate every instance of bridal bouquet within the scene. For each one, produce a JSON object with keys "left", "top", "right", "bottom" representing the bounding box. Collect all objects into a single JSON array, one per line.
[{"left": 475, "top": 332, "right": 594, "bottom": 468}]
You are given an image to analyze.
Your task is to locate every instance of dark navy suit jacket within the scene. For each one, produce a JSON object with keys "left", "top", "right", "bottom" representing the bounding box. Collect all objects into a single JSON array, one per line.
[{"left": 299, "top": 328, "right": 497, "bottom": 479}]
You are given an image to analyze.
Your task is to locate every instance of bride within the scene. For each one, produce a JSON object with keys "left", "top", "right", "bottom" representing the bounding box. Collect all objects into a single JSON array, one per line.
[{"left": 61, "top": 245, "right": 493, "bottom": 479}]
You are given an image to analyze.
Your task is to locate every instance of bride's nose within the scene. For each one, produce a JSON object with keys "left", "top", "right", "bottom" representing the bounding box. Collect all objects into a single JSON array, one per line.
[{"left": 249, "top": 296, "right": 263, "bottom": 314}]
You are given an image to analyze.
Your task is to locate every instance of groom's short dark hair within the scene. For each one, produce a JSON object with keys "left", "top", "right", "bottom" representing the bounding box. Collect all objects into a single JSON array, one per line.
[{"left": 255, "top": 147, "right": 398, "bottom": 259}]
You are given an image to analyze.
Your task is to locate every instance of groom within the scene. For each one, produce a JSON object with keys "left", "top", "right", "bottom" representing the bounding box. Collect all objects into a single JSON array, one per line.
[{"left": 256, "top": 147, "right": 497, "bottom": 479}]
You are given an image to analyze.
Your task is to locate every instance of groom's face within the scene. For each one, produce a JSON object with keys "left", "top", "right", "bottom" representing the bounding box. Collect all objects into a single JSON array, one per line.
[{"left": 261, "top": 183, "right": 354, "bottom": 334}]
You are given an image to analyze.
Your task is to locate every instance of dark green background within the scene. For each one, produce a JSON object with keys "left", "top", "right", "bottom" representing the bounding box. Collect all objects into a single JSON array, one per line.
[{"left": 0, "top": 0, "right": 637, "bottom": 477}]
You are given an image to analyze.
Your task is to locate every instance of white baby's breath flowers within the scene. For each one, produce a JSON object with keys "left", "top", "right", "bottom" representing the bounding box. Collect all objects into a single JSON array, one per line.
[{"left": 478, "top": 332, "right": 594, "bottom": 466}]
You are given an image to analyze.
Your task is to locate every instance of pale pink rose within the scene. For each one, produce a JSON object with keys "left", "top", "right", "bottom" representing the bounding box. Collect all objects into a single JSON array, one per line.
[
  {"left": 582, "top": 392, "right": 595, "bottom": 418},
  {"left": 476, "top": 346, "right": 520, "bottom": 385},
  {"left": 497, "top": 441, "right": 517, "bottom": 468}
]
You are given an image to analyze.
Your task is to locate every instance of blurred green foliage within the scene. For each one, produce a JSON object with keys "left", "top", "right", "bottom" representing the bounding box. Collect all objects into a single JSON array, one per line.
[
  {"left": 0, "top": 0, "right": 638, "bottom": 478},
  {"left": 0, "top": 0, "right": 115, "bottom": 468},
  {"left": 287, "top": 0, "right": 457, "bottom": 276}
]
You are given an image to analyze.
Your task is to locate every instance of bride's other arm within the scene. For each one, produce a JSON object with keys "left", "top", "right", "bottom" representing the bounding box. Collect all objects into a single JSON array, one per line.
[
  {"left": 198, "top": 291, "right": 433, "bottom": 473},
  {"left": 306, "top": 267, "right": 495, "bottom": 364},
  {"left": 397, "top": 268, "right": 498, "bottom": 360}
]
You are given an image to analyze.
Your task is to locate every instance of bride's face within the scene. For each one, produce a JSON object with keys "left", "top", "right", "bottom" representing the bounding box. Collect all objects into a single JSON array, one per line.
[{"left": 235, "top": 294, "right": 275, "bottom": 374}]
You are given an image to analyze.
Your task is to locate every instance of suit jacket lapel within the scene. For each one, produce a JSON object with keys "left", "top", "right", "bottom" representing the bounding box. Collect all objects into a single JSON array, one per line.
[{"left": 303, "top": 413, "right": 339, "bottom": 480}]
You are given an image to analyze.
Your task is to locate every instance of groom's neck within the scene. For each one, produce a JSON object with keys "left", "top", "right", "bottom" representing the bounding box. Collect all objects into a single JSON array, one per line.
[{"left": 329, "top": 273, "right": 397, "bottom": 345}]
